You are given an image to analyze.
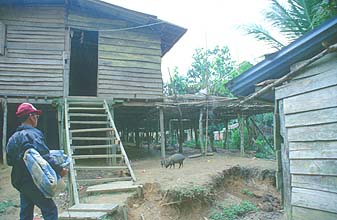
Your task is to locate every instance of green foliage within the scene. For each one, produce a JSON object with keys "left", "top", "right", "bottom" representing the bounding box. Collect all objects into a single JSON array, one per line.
[
  {"left": 0, "top": 200, "right": 14, "bottom": 213},
  {"left": 209, "top": 200, "right": 258, "bottom": 220},
  {"left": 163, "top": 46, "right": 253, "bottom": 97},
  {"left": 170, "top": 185, "right": 213, "bottom": 203},
  {"left": 241, "top": 0, "right": 337, "bottom": 50},
  {"left": 240, "top": 188, "right": 254, "bottom": 197}
]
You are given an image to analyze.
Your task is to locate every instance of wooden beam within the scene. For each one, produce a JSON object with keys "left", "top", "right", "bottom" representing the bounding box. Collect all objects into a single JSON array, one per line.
[
  {"left": 2, "top": 98, "right": 7, "bottom": 165},
  {"left": 239, "top": 113, "right": 245, "bottom": 157},
  {"left": 159, "top": 107, "right": 165, "bottom": 159}
]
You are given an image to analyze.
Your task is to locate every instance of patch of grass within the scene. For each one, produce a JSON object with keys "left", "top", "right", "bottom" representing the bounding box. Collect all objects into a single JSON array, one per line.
[
  {"left": 240, "top": 188, "right": 254, "bottom": 197},
  {"left": 0, "top": 200, "right": 14, "bottom": 213},
  {"left": 209, "top": 200, "right": 258, "bottom": 220}
]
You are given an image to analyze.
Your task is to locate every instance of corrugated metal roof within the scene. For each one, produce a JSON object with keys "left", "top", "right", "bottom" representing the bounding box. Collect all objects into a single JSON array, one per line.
[
  {"left": 226, "top": 17, "right": 337, "bottom": 100},
  {"left": 0, "top": 0, "right": 186, "bottom": 56}
]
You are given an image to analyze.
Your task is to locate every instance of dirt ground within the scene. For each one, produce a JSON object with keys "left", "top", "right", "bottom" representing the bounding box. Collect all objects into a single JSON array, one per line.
[{"left": 0, "top": 147, "right": 284, "bottom": 220}]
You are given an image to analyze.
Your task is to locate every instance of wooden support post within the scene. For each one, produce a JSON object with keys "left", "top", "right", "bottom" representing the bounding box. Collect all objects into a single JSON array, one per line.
[
  {"left": 178, "top": 108, "right": 183, "bottom": 153},
  {"left": 57, "top": 102, "right": 64, "bottom": 150},
  {"left": 2, "top": 98, "right": 8, "bottom": 165},
  {"left": 159, "top": 107, "right": 165, "bottom": 159},
  {"left": 223, "top": 119, "right": 228, "bottom": 149},
  {"left": 194, "top": 125, "right": 199, "bottom": 149},
  {"left": 239, "top": 113, "right": 245, "bottom": 157},
  {"left": 274, "top": 100, "right": 283, "bottom": 194},
  {"left": 169, "top": 119, "right": 173, "bottom": 147},
  {"left": 199, "top": 108, "right": 204, "bottom": 155},
  {"left": 109, "top": 105, "right": 116, "bottom": 164}
]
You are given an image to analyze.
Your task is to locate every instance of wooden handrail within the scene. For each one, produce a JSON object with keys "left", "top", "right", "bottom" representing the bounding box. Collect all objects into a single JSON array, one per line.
[{"left": 103, "top": 100, "right": 137, "bottom": 181}]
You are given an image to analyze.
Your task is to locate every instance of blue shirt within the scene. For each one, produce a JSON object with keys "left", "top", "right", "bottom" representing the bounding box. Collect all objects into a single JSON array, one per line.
[{"left": 6, "top": 125, "right": 62, "bottom": 190}]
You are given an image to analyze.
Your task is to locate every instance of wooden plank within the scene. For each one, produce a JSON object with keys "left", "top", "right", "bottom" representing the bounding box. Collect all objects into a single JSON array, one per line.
[
  {"left": 72, "top": 154, "right": 123, "bottom": 159},
  {"left": 292, "top": 187, "right": 337, "bottom": 213},
  {"left": 71, "top": 137, "right": 113, "bottom": 141},
  {"left": 98, "top": 66, "right": 160, "bottom": 74},
  {"left": 98, "top": 68, "right": 163, "bottom": 82},
  {"left": 100, "top": 31, "right": 161, "bottom": 44},
  {"left": 69, "top": 113, "right": 107, "bottom": 117},
  {"left": 58, "top": 211, "right": 107, "bottom": 220},
  {"left": 292, "top": 53, "right": 337, "bottom": 80},
  {"left": 72, "top": 144, "right": 118, "bottom": 150},
  {"left": 99, "top": 44, "right": 161, "bottom": 56},
  {"left": 288, "top": 123, "right": 337, "bottom": 142},
  {"left": 98, "top": 81, "right": 163, "bottom": 89},
  {"left": 77, "top": 177, "right": 132, "bottom": 183},
  {"left": 97, "top": 92, "right": 162, "bottom": 100},
  {"left": 0, "top": 21, "right": 5, "bottom": 55},
  {"left": 285, "top": 107, "right": 337, "bottom": 128},
  {"left": 99, "top": 74, "right": 162, "bottom": 83},
  {"left": 98, "top": 87, "right": 162, "bottom": 95},
  {"left": 68, "top": 13, "right": 126, "bottom": 27},
  {"left": 86, "top": 181, "right": 138, "bottom": 193},
  {"left": 0, "top": 58, "right": 63, "bottom": 65},
  {"left": 68, "top": 203, "right": 118, "bottom": 213},
  {"left": 99, "top": 59, "right": 160, "bottom": 70},
  {"left": 290, "top": 159, "right": 337, "bottom": 176},
  {"left": 70, "top": 127, "right": 114, "bottom": 133},
  {"left": 275, "top": 54, "right": 337, "bottom": 100},
  {"left": 68, "top": 107, "right": 105, "bottom": 111},
  {"left": 289, "top": 141, "right": 337, "bottom": 159},
  {"left": 99, "top": 37, "right": 160, "bottom": 49},
  {"left": 292, "top": 206, "right": 337, "bottom": 220},
  {"left": 279, "top": 100, "right": 292, "bottom": 219},
  {"left": 292, "top": 174, "right": 337, "bottom": 193},
  {"left": 283, "top": 85, "right": 337, "bottom": 114},
  {"left": 70, "top": 121, "right": 108, "bottom": 125},
  {"left": 6, "top": 42, "right": 64, "bottom": 50},
  {"left": 99, "top": 51, "right": 161, "bottom": 63},
  {"left": 74, "top": 166, "right": 127, "bottom": 170}
]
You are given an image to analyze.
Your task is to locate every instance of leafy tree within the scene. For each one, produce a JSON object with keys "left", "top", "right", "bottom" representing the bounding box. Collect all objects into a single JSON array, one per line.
[{"left": 241, "top": 0, "right": 337, "bottom": 50}]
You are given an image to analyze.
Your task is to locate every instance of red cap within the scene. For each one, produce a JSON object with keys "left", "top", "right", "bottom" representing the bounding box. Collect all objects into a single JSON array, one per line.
[{"left": 16, "top": 103, "right": 42, "bottom": 117}]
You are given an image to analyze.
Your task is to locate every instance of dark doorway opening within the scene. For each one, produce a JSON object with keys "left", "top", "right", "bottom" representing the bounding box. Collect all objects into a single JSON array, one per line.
[{"left": 69, "top": 29, "right": 98, "bottom": 96}]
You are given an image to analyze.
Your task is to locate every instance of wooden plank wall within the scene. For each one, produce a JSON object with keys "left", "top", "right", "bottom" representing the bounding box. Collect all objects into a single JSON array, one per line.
[
  {"left": 67, "top": 11, "right": 163, "bottom": 100},
  {"left": 275, "top": 52, "right": 337, "bottom": 219},
  {"left": 0, "top": 6, "right": 65, "bottom": 97}
]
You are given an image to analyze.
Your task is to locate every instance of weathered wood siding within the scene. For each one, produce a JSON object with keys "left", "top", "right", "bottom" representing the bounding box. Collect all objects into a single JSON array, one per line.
[
  {"left": 67, "top": 11, "right": 163, "bottom": 100},
  {"left": 275, "top": 52, "right": 337, "bottom": 219},
  {"left": 0, "top": 6, "right": 65, "bottom": 97}
]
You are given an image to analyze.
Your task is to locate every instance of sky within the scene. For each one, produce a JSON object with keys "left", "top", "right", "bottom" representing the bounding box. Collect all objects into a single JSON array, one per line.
[{"left": 104, "top": 0, "right": 275, "bottom": 82}]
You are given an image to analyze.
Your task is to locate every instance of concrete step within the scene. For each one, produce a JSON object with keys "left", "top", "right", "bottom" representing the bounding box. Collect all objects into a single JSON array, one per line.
[
  {"left": 59, "top": 203, "right": 118, "bottom": 220},
  {"left": 86, "top": 181, "right": 143, "bottom": 195}
]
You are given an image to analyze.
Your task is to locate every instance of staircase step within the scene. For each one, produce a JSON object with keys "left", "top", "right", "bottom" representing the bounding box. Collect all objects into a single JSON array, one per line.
[
  {"left": 72, "top": 154, "right": 123, "bottom": 159},
  {"left": 68, "top": 203, "right": 118, "bottom": 213},
  {"left": 69, "top": 113, "right": 107, "bottom": 117},
  {"left": 68, "top": 107, "right": 105, "bottom": 111},
  {"left": 72, "top": 144, "right": 118, "bottom": 150},
  {"left": 71, "top": 137, "right": 113, "bottom": 141},
  {"left": 86, "top": 181, "right": 142, "bottom": 194},
  {"left": 77, "top": 177, "right": 132, "bottom": 184},
  {"left": 70, "top": 121, "right": 108, "bottom": 125},
  {"left": 74, "top": 165, "right": 127, "bottom": 170},
  {"left": 58, "top": 211, "right": 107, "bottom": 220},
  {"left": 70, "top": 127, "right": 114, "bottom": 133}
]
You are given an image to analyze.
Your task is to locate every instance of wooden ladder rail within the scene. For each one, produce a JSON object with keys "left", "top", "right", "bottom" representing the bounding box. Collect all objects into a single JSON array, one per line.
[
  {"left": 103, "top": 100, "right": 137, "bottom": 181},
  {"left": 64, "top": 98, "right": 80, "bottom": 205}
]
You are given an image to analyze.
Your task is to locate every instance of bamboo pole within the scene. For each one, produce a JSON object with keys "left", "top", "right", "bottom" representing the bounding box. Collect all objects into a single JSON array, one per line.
[
  {"left": 239, "top": 113, "right": 245, "bottom": 157},
  {"left": 199, "top": 108, "right": 204, "bottom": 155}
]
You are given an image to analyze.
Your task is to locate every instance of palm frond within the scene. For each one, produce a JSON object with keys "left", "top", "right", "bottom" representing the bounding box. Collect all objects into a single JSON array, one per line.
[{"left": 240, "top": 24, "right": 285, "bottom": 50}]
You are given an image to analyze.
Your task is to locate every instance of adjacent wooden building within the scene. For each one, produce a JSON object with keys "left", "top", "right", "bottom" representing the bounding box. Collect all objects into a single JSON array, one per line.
[
  {"left": 227, "top": 17, "right": 337, "bottom": 220},
  {"left": 0, "top": 0, "right": 186, "bottom": 162}
]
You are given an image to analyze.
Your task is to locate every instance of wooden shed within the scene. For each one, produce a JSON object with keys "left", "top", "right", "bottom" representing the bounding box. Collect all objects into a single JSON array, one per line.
[{"left": 227, "top": 17, "right": 337, "bottom": 220}]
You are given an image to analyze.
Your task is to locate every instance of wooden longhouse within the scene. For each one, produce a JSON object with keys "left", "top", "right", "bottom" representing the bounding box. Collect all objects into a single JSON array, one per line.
[
  {"left": 0, "top": 0, "right": 186, "bottom": 157},
  {"left": 0, "top": 0, "right": 186, "bottom": 216},
  {"left": 227, "top": 17, "right": 337, "bottom": 220}
]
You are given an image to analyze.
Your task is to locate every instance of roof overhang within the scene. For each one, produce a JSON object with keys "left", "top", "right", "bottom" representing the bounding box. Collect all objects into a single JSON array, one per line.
[{"left": 226, "top": 17, "right": 337, "bottom": 101}]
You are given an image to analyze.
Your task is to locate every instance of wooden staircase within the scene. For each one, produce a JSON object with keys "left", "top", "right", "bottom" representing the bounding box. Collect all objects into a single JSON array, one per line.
[{"left": 59, "top": 98, "right": 140, "bottom": 220}]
